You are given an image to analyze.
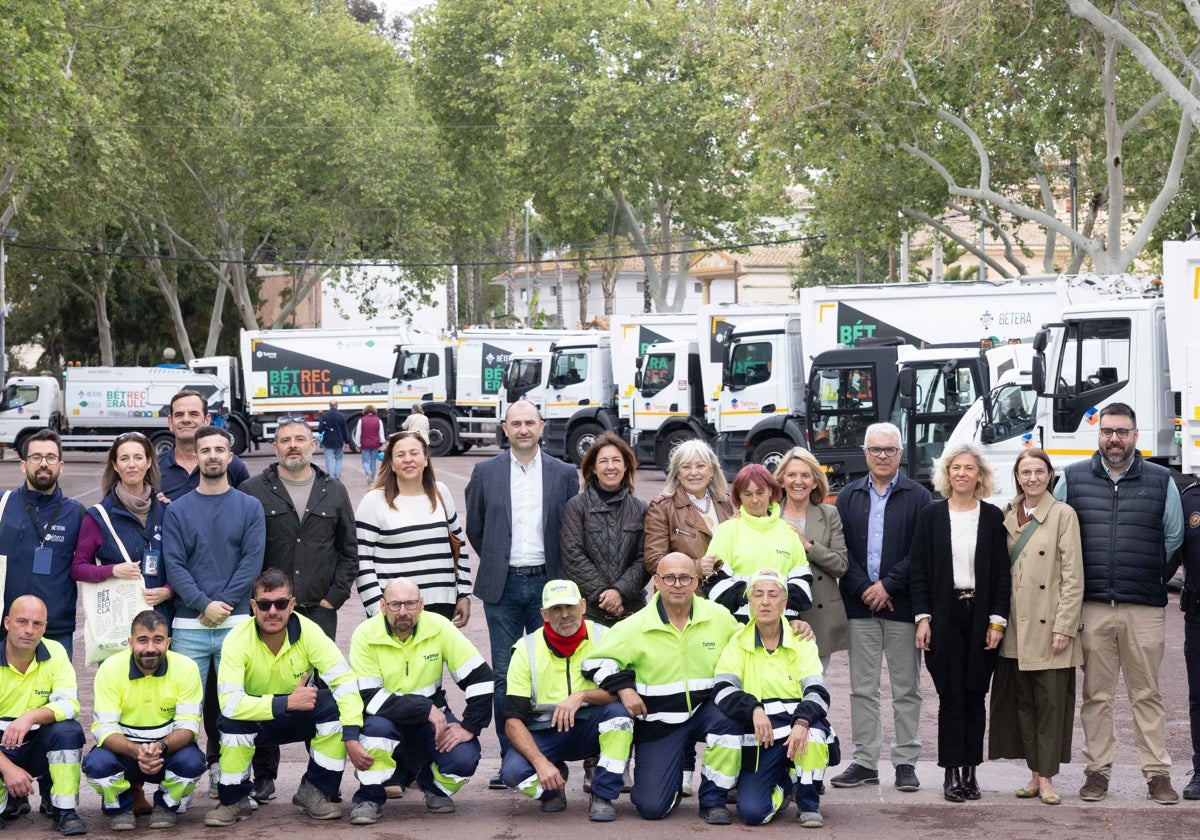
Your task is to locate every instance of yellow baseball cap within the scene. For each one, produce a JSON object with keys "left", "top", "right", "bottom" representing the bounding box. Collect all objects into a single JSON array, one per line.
[{"left": 542, "top": 579, "right": 583, "bottom": 608}]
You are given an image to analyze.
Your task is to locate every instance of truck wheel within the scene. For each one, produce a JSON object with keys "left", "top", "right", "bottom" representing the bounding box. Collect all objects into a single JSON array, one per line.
[
  {"left": 656, "top": 429, "right": 697, "bottom": 473},
  {"left": 428, "top": 416, "right": 455, "bottom": 457},
  {"left": 150, "top": 432, "right": 176, "bottom": 456},
  {"left": 567, "top": 423, "right": 603, "bottom": 465},
  {"left": 228, "top": 418, "right": 249, "bottom": 455},
  {"left": 751, "top": 438, "right": 791, "bottom": 474}
]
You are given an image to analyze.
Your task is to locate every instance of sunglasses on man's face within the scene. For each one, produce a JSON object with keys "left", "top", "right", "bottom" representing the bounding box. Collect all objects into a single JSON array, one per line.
[{"left": 254, "top": 598, "right": 292, "bottom": 613}]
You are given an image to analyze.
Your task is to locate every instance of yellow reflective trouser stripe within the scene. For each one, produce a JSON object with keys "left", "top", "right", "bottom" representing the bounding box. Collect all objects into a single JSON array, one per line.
[
  {"left": 161, "top": 768, "right": 202, "bottom": 808},
  {"left": 357, "top": 735, "right": 401, "bottom": 786},
  {"left": 598, "top": 715, "right": 633, "bottom": 772},
  {"left": 796, "top": 741, "right": 829, "bottom": 781},
  {"left": 702, "top": 733, "right": 741, "bottom": 789},
  {"left": 430, "top": 763, "right": 468, "bottom": 796},
  {"left": 48, "top": 748, "right": 82, "bottom": 809},
  {"left": 87, "top": 771, "right": 129, "bottom": 808}
]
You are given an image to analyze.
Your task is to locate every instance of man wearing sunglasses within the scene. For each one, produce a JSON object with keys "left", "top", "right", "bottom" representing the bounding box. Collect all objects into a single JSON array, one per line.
[
  {"left": 1055, "top": 402, "right": 1184, "bottom": 805},
  {"left": 583, "top": 552, "right": 741, "bottom": 824},
  {"left": 345, "top": 578, "right": 492, "bottom": 825},
  {"left": 206, "top": 568, "right": 369, "bottom": 826}
]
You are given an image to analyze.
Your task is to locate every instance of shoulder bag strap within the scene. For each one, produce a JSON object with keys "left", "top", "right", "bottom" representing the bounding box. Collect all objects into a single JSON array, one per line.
[
  {"left": 1008, "top": 517, "right": 1041, "bottom": 567},
  {"left": 89, "top": 504, "right": 134, "bottom": 565}
]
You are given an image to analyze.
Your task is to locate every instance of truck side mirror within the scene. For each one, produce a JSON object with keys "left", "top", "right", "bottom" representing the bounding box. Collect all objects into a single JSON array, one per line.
[
  {"left": 634, "top": 370, "right": 643, "bottom": 390},
  {"left": 898, "top": 367, "right": 915, "bottom": 398},
  {"left": 1032, "top": 328, "right": 1049, "bottom": 354},
  {"left": 980, "top": 424, "right": 997, "bottom": 444},
  {"left": 1032, "top": 356, "right": 1046, "bottom": 394}
]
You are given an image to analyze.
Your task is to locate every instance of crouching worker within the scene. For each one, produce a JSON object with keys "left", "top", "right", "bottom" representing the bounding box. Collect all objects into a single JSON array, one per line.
[
  {"left": 347, "top": 579, "right": 492, "bottom": 825},
  {"left": 206, "top": 569, "right": 369, "bottom": 826},
  {"left": 84, "top": 610, "right": 205, "bottom": 830},
  {"left": 713, "top": 569, "right": 834, "bottom": 828},
  {"left": 501, "top": 580, "right": 633, "bottom": 821}
]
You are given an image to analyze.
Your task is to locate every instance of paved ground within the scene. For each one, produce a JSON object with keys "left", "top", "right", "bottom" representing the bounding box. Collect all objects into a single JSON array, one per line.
[{"left": 0, "top": 444, "right": 1196, "bottom": 838}]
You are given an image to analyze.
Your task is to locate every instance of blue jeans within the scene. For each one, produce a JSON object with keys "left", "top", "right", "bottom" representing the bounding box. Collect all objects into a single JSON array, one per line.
[
  {"left": 483, "top": 568, "right": 546, "bottom": 756},
  {"left": 324, "top": 446, "right": 344, "bottom": 478},
  {"left": 360, "top": 449, "right": 379, "bottom": 480},
  {"left": 170, "top": 626, "right": 233, "bottom": 701}
]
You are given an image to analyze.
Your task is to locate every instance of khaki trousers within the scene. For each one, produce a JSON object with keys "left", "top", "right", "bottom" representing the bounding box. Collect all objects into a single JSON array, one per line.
[
  {"left": 1079, "top": 601, "right": 1171, "bottom": 778},
  {"left": 847, "top": 617, "right": 923, "bottom": 769}
]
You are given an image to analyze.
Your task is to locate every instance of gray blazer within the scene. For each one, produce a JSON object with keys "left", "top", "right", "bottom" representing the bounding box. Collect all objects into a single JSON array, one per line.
[{"left": 464, "top": 450, "right": 580, "bottom": 604}]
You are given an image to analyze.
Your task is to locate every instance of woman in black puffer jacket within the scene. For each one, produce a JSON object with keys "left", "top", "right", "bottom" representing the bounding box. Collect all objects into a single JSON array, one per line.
[{"left": 560, "top": 432, "right": 649, "bottom": 625}]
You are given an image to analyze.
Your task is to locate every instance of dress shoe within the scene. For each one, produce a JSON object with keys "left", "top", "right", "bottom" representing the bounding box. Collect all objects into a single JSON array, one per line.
[
  {"left": 1184, "top": 770, "right": 1200, "bottom": 800},
  {"left": 830, "top": 763, "right": 879, "bottom": 787},
  {"left": 943, "top": 767, "right": 965, "bottom": 803},
  {"left": 961, "top": 765, "right": 981, "bottom": 800}
]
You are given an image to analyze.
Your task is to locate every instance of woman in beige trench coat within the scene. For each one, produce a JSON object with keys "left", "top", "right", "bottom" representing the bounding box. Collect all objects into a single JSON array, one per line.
[{"left": 989, "top": 448, "right": 1084, "bottom": 805}]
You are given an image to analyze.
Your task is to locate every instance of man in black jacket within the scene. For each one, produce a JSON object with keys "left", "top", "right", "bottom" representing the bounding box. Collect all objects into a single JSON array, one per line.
[
  {"left": 1055, "top": 402, "right": 1183, "bottom": 805},
  {"left": 831, "top": 422, "right": 931, "bottom": 793},
  {"left": 239, "top": 417, "right": 358, "bottom": 804}
]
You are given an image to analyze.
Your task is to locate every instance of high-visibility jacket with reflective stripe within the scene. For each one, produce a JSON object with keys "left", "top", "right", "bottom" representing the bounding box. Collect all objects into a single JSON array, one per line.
[
  {"left": 92, "top": 650, "right": 202, "bottom": 747},
  {"left": 506, "top": 621, "right": 605, "bottom": 728},
  {"left": 218, "top": 612, "right": 362, "bottom": 738},
  {"left": 350, "top": 610, "right": 493, "bottom": 736},
  {"left": 0, "top": 639, "right": 78, "bottom": 726},
  {"left": 582, "top": 594, "right": 739, "bottom": 741},
  {"left": 712, "top": 618, "right": 829, "bottom": 728}
]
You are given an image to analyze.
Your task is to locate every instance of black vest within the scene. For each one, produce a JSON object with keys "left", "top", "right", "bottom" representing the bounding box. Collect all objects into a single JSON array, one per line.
[{"left": 1064, "top": 451, "right": 1170, "bottom": 607}]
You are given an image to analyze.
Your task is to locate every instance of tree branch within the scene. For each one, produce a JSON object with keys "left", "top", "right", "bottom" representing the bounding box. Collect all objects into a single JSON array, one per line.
[{"left": 903, "top": 208, "right": 1014, "bottom": 279}]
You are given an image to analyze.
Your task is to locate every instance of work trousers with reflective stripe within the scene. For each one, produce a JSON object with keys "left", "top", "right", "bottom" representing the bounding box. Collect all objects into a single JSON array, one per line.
[
  {"left": 0, "top": 720, "right": 84, "bottom": 812},
  {"left": 216, "top": 689, "right": 344, "bottom": 805},
  {"left": 631, "top": 702, "right": 741, "bottom": 820},
  {"left": 352, "top": 711, "right": 480, "bottom": 807},
  {"left": 735, "top": 716, "right": 831, "bottom": 825},
  {"left": 83, "top": 743, "right": 206, "bottom": 814},
  {"left": 500, "top": 702, "right": 633, "bottom": 801}
]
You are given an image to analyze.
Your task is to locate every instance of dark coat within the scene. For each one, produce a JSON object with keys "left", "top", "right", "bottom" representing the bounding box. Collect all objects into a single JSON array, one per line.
[
  {"left": 238, "top": 463, "right": 358, "bottom": 608},
  {"left": 909, "top": 500, "right": 1012, "bottom": 693},
  {"left": 836, "top": 474, "right": 933, "bottom": 622},
  {"left": 560, "top": 483, "right": 649, "bottom": 622},
  {"left": 464, "top": 451, "right": 579, "bottom": 604}
]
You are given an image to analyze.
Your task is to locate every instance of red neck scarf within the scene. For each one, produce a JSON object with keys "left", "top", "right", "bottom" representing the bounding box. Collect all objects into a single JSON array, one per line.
[{"left": 543, "top": 621, "right": 588, "bottom": 657}]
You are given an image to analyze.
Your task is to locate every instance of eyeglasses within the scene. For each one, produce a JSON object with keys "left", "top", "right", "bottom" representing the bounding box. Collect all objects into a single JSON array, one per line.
[
  {"left": 1099, "top": 427, "right": 1134, "bottom": 439},
  {"left": 24, "top": 454, "right": 61, "bottom": 465},
  {"left": 1017, "top": 468, "right": 1049, "bottom": 478},
  {"left": 658, "top": 574, "right": 695, "bottom": 587},
  {"left": 865, "top": 446, "right": 901, "bottom": 457},
  {"left": 254, "top": 598, "right": 292, "bottom": 613},
  {"left": 384, "top": 598, "right": 421, "bottom": 612},
  {"left": 115, "top": 432, "right": 148, "bottom": 441}
]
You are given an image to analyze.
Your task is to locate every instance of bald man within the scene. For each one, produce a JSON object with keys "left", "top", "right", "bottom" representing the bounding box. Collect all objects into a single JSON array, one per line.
[
  {"left": 346, "top": 579, "right": 493, "bottom": 825},
  {"left": 0, "top": 596, "right": 86, "bottom": 835}
]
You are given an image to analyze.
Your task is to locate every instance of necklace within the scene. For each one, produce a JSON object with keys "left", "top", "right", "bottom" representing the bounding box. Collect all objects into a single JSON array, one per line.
[{"left": 689, "top": 491, "right": 712, "bottom": 516}]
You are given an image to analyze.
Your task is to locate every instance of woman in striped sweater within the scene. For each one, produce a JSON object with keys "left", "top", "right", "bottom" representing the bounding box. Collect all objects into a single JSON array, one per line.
[{"left": 355, "top": 430, "right": 471, "bottom": 626}]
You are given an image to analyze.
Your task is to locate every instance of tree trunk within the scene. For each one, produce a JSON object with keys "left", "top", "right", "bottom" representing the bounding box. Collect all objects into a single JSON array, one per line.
[
  {"left": 614, "top": 188, "right": 664, "bottom": 309},
  {"left": 601, "top": 259, "right": 618, "bottom": 316},
  {"left": 668, "top": 229, "right": 692, "bottom": 312},
  {"left": 576, "top": 259, "right": 590, "bottom": 328},
  {"left": 555, "top": 258, "right": 565, "bottom": 328},
  {"left": 445, "top": 265, "right": 457, "bottom": 334},
  {"left": 505, "top": 217, "right": 517, "bottom": 318},
  {"left": 127, "top": 214, "right": 195, "bottom": 361},
  {"left": 204, "top": 283, "right": 227, "bottom": 357},
  {"left": 531, "top": 261, "right": 542, "bottom": 325}
]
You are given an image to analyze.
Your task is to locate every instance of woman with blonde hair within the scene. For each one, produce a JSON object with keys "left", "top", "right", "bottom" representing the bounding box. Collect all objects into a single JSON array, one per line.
[
  {"left": 910, "top": 443, "right": 1010, "bottom": 802},
  {"left": 775, "top": 447, "right": 848, "bottom": 672},
  {"left": 355, "top": 430, "right": 470, "bottom": 626},
  {"left": 644, "top": 439, "right": 735, "bottom": 577}
]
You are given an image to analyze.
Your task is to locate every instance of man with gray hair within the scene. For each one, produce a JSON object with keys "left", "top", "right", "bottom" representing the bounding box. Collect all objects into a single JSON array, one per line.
[{"left": 830, "top": 422, "right": 931, "bottom": 792}]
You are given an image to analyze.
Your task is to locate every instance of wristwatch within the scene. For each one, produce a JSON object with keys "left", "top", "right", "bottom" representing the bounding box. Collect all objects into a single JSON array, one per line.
[{"left": 157, "top": 739, "right": 169, "bottom": 756}]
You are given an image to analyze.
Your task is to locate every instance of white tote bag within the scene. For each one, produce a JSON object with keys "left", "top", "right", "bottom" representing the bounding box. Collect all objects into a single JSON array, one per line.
[{"left": 81, "top": 504, "right": 151, "bottom": 665}]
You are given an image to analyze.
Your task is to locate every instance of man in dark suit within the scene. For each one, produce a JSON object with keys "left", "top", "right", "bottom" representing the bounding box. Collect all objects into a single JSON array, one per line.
[{"left": 465, "top": 400, "right": 579, "bottom": 787}]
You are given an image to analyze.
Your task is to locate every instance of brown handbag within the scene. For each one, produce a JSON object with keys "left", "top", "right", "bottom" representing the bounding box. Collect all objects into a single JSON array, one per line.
[{"left": 436, "top": 489, "right": 462, "bottom": 574}]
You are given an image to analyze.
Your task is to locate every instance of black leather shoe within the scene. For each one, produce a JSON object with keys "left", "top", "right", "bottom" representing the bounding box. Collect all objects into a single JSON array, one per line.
[
  {"left": 830, "top": 763, "right": 879, "bottom": 788},
  {"left": 700, "top": 806, "right": 733, "bottom": 825},
  {"left": 488, "top": 772, "right": 506, "bottom": 790},
  {"left": 1185, "top": 770, "right": 1200, "bottom": 800},
  {"left": 894, "top": 764, "right": 920, "bottom": 791},
  {"left": 943, "top": 767, "right": 965, "bottom": 803},
  {"left": 1, "top": 797, "right": 29, "bottom": 822},
  {"left": 251, "top": 778, "right": 276, "bottom": 803},
  {"left": 961, "top": 766, "right": 981, "bottom": 800}
]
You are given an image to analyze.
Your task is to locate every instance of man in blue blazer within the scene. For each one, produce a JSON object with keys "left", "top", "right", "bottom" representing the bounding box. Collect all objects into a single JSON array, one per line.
[{"left": 465, "top": 401, "right": 579, "bottom": 786}]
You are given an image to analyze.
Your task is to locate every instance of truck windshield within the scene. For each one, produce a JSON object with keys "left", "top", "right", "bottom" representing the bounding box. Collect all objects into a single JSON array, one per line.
[
  {"left": 727, "top": 341, "right": 772, "bottom": 390},
  {"left": 549, "top": 353, "right": 588, "bottom": 389},
  {"left": 891, "top": 362, "right": 980, "bottom": 478},
  {"left": 808, "top": 366, "right": 878, "bottom": 451},
  {"left": 640, "top": 352, "right": 674, "bottom": 396},
  {"left": 506, "top": 358, "right": 542, "bottom": 394}
]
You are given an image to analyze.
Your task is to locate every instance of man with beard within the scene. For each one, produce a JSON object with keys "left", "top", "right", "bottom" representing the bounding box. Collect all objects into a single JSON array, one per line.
[
  {"left": 238, "top": 417, "right": 357, "bottom": 804},
  {"left": 0, "top": 431, "right": 84, "bottom": 657},
  {"left": 206, "top": 569, "right": 369, "bottom": 826},
  {"left": 346, "top": 578, "right": 492, "bottom": 825},
  {"left": 82, "top": 610, "right": 205, "bottom": 830},
  {"left": 163, "top": 426, "right": 265, "bottom": 805},
  {"left": 1055, "top": 402, "right": 1184, "bottom": 805},
  {"left": 0, "top": 596, "right": 87, "bottom": 835},
  {"left": 158, "top": 391, "right": 250, "bottom": 503}
]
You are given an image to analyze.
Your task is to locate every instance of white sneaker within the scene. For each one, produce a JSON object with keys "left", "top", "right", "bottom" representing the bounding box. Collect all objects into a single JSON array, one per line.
[{"left": 681, "top": 771, "right": 694, "bottom": 797}]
